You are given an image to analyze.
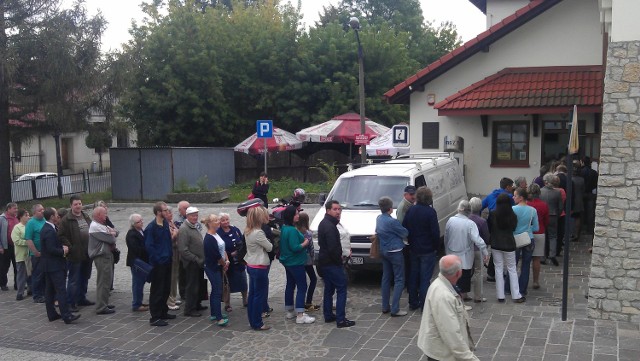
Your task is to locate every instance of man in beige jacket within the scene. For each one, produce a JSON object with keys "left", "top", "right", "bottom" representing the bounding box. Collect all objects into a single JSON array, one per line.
[{"left": 417, "top": 255, "right": 479, "bottom": 361}]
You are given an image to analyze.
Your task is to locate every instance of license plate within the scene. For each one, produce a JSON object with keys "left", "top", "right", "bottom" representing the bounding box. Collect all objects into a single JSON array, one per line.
[{"left": 350, "top": 257, "right": 364, "bottom": 265}]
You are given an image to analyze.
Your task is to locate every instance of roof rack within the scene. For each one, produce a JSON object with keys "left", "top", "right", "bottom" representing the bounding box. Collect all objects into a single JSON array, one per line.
[{"left": 394, "top": 152, "right": 454, "bottom": 160}]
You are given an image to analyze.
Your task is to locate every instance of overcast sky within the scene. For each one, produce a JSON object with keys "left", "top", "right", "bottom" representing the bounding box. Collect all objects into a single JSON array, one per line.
[{"left": 61, "top": 0, "right": 485, "bottom": 52}]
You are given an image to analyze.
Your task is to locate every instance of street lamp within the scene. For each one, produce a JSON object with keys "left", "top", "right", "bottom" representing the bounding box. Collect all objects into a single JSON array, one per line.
[{"left": 349, "top": 17, "right": 367, "bottom": 165}]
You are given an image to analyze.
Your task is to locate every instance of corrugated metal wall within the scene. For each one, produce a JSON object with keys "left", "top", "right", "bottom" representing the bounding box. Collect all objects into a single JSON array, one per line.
[{"left": 110, "top": 148, "right": 235, "bottom": 201}]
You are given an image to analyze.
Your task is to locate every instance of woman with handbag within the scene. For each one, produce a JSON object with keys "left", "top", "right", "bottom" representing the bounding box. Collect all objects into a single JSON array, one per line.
[
  {"left": 125, "top": 214, "right": 149, "bottom": 312},
  {"left": 512, "top": 187, "right": 539, "bottom": 297},
  {"left": 489, "top": 194, "right": 525, "bottom": 303},
  {"left": 217, "top": 212, "right": 248, "bottom": 312}
]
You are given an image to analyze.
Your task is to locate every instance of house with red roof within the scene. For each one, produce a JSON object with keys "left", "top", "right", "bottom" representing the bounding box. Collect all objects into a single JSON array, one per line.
[{"left": 384, "top": 0, "right": 604, "bottom": 195}]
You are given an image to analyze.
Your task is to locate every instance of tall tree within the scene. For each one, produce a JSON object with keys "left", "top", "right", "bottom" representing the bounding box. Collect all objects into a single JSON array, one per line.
[
  {"left": 1, "top": 0, "right": 61, "bottom": 203},
  {"left": 12, "top": 1, "right": 105, "bottom": 196}
]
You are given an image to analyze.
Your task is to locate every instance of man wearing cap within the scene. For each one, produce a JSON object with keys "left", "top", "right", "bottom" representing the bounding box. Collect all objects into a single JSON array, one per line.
[
  {"left": 178, "top": 206, "right": 206, "bottom": 317},
  {"left": 396, "top": 185, "right": 416, "bottom": 225}
]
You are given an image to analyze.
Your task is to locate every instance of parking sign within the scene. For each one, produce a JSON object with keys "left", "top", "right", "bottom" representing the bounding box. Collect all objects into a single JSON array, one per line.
[{"left": 257, "top": 120, "right": 273, "bottom": 138}]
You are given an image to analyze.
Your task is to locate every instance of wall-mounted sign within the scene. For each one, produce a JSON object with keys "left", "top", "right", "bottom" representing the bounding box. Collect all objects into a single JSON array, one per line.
[{"left": 443, "top": 135, "right": 464, "bottom": 153}]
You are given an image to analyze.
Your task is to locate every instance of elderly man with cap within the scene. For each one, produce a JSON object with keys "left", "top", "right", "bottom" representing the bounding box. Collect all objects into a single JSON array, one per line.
[
  {"left": 177, "top": 206, "right": 206, "bottom": 317},
  {"left": 396, "top": 185, "right": 416, "bottom": 225}
]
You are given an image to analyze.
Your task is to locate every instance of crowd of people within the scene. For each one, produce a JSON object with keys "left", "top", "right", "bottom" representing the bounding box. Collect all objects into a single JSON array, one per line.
[{"left": 0, "top": 157, "right": 597, "bottom": 358}]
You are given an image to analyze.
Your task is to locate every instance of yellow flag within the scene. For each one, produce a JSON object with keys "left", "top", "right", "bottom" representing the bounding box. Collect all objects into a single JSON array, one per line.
[{"left": 568, "top": 105, "right": 579, "bottom": 155}]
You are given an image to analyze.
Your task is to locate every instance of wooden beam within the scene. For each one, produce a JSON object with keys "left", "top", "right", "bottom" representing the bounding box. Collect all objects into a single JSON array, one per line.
[{"left": 481, "top": 115, "right": 488, "bottom": 137}]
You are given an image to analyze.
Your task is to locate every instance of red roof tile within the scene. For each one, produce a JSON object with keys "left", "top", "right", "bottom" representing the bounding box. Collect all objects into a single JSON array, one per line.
[
  {"left": 384, "top": 0, "right": 563, "bottom": 104},
  {"left": 434, "top": 66, "right": 603, "bottom": 115}
]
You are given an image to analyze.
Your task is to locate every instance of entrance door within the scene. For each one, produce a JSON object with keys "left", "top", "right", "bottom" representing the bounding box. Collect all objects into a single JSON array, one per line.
[
  {"left": 61, "top": 138, "right": 72, "bottom": 170},
  {"left": 541, "top": 119, "right": 600, "bottom": 164}
]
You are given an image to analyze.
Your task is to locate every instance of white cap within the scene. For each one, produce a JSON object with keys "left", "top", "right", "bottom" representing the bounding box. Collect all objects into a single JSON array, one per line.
[{"left": 185, "top": 206, "right": 199, "bottom": 215}]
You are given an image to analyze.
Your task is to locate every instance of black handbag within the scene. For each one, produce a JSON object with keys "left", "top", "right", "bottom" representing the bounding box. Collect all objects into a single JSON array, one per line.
[
  {"left": 133, "top": 258, "right": 153, "bottom": 283},
  {"left": 112, "top": 248, "right": 121, "bottom": 264}
]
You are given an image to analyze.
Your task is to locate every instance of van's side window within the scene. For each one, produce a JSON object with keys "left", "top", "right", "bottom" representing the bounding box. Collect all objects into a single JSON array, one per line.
[{"left": 414, "top": 175, "right": 426, "bottom": 188}]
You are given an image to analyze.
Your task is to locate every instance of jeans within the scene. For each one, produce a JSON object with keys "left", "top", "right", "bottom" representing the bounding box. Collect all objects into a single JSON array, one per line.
[
  {"left": 320, "top": 265, "right": 347, "bottom": 323},
  {"left": 284, "top": 265, "right": 308, "bottom": 312},
  {"left": 263, "top": 264, "right": 271, "bottom": 312},
  {"left": 247, "top": 266, "right": 269, "bottom": 329},
  {"left": 16, "top": 261, "right": 27, "bottom": 296},
  {"left": 66, "top": 259, "right": 92, "bottom": 306},
  {"left": 408, "top": 252, "right": 437, "bottom": 310},
  {"left": 130, "top": 267, "right": 146, "bottom": 309},
  {"left": 381, "top": 251, "right": 405, "bottom": 314},
  {"left": 515, "top": 244, "right": 534, "bottom": 295},
  {"left": 547, "top": 215, "right": 558, "bottom": 258},
  {"left": 204, "top": 266, "right": 223, "bottom": 320},
  {"left": 31, "top": 256, "right": 45, "bottom": 299},
  {"left": 304, "top": 265, "right": 317, "bottom": 305}
]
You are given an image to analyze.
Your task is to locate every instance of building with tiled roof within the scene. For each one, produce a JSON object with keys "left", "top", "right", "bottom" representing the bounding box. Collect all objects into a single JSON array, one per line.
[{"left": 384, "top": 0, "right": 603, "bottom": 195}]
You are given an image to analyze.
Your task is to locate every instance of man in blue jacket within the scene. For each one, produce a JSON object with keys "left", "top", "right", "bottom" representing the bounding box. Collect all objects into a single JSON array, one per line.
[
  {"left": 402, "top": 187, "right": 440, "bottom": 311},
  {"left": 145, "top": 202, "right": 175, "bottom": 326}
]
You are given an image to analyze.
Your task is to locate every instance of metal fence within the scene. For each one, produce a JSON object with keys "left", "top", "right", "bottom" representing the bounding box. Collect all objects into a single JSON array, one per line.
[
  {"left": 10, "top": 171, "right": 111, "bottom": 202},
  {"left": 10, "top": 153, "right": 41, "bottom": 180}
]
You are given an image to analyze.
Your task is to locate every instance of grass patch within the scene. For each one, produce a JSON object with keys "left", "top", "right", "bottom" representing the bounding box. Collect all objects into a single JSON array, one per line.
[
  {"left": 228, "top": 178, "right": 330, "bottom": 203},
  {"left": 17, "top": 190, "right": 113, "bottom": 211}
]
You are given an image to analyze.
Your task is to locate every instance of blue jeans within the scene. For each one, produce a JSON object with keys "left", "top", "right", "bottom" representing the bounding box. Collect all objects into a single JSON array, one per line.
[
  {"left": 408, "top": 252, "right": 437, "bottom": 310},
  {"left": 320, "top": 265, "right": 347, "bottom": 323},
  {"left": 66, "top": 259, "right": 92, "bottom": 306},
  {"left": 305, "top": 265, "right": 317, "bottom": 305},
  {"left": 284, "top": 265, "right": 307, "bottom": 312},
  {"left": 515, "top": 244, "right": 534, "bottom": 295},
  {"left": 204, "top": 266, "right": 223, "bottom": 320},
  {"left": 263, "top": 264, "right": 271, "bottom": 312},
  {"left": 381, "top": 251, "right": 405, "bottom": 314},
  {"left": 31, "top": 256, "right": 45, "bottom": 299},
  {"left": 247, "top": 266, "right": 269, "bottom": 329},
  {"left": 130, "top": 267, "right": 146, "bottom": 309}
]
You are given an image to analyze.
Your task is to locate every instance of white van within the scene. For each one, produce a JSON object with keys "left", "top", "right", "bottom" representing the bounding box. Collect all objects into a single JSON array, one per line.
[{"left": 311, "top": 153, "right": 467, "bottom": 270}]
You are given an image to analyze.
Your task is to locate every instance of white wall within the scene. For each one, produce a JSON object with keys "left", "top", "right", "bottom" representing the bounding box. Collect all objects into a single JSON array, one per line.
[
  {"left": 408, "top": 0, "right": 603, "bottom": 195},
  {"left": 611, "top": 0, "right": 640, "bottom": 42},
  {"left": 486, "top": 0, "right": 530, "bottom": 28}
]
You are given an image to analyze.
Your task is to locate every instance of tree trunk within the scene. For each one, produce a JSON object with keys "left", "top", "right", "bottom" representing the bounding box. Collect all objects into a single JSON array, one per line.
[
  {"left": 54, "top": 132, "right": 63, "bottom": 198},
  {"left": 0, "top": 9, "right": 13, "bottom": 204}
]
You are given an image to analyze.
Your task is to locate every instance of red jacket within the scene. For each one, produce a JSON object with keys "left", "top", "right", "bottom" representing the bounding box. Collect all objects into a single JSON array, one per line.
[{"left": 527, "top": 198, "right": 549, "bottom": 235}]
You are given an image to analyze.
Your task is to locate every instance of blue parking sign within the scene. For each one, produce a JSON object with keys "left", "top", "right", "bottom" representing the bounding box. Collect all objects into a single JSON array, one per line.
[{"left": 257, "top": 120, "right": 273, "bottom": 138}]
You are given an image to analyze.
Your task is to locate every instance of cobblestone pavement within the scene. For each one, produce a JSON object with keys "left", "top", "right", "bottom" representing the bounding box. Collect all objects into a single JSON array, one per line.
[{"left": 0, "top": 203, "right": 637, "bottom": 361}]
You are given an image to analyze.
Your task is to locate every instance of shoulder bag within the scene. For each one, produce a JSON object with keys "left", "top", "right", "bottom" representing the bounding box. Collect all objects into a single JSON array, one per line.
[{"left": 514, "top": 208, "right": 534, "bottom": 248}]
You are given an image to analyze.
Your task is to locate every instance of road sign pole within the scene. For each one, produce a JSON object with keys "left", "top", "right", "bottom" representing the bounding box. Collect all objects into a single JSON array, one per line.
[{"left": 263, "top": 138, "right": 267, "bottom": 174}]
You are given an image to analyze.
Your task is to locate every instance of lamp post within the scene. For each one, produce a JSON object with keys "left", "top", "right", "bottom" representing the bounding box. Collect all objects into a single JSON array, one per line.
[{"left": 349, "top": 17, "right": 367, "bottom": 165}]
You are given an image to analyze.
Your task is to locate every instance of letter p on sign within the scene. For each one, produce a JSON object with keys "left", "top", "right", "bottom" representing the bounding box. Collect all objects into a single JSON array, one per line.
[{"left": 257, "top": 120, "right": 273, "bottom": 138}]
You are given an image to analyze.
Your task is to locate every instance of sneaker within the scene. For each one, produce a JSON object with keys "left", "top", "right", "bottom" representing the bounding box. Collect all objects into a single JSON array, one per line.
[
  {"left": 513, "top": 297, "right": 526, "bottom": 303},
  {"left": 337, "top": 319, "right": 356, "bottom": 328},
  {"left": 391, "top": 310, "right": 408, "bottom": 317},
  {"left": 216, "top": 318, "right": 229, "bottom": 327},
  {"left": 168, "top": 304, "right": 180, "bottom": 311},
  {"left": 486, "top": 276, "right": 496, "bottom": 283},
  {"left": 262, "top": 312, "right": 271, "bottom": 318},
  {"left": 175, "top": 300, "right": 183, "bottom": 305},
  {"left": 464, "top": 305, "right": 473, "bottom": 311},
  {"left": 296, "top": 313, "right": 316, "bottom": 324},
  {"left": 33, "top": 296, "right": 45, "bottom": 303},
  {"left": 16, "top": 294, "right": 24, "bottom": 301},
  {"left": 150, "top": 319, "right": 169, "bottom": 327},
  {"left": 285, "top": 310, "right": 296, "bottom": 319}
]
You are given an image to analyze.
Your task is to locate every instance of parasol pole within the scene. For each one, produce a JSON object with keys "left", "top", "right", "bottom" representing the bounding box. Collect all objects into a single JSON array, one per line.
[{"left": 562, "top": 105, "right": 579, "bottom": 321}]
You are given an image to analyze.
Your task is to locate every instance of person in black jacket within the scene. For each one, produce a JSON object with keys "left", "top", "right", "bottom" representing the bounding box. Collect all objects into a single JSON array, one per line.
[
  {"left": 317, "top": 200, "right": 355, "bottom": 328},
  {"left": 488, "top": 194, "right": 524, "bottom": 303},
  {"left": 41, "top": 208, "right": 80, "bottom": 324},
  {"left": 126, "top": 213, "right": 148, "bottom": 312},
  {"left": 251, "top": 172, "right": 270, "bottom": 206}
]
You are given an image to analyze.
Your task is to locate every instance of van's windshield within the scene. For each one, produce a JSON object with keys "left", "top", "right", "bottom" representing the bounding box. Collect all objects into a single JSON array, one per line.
[{"left": 328, "top": 176, "right": 409, "bottom": 210}]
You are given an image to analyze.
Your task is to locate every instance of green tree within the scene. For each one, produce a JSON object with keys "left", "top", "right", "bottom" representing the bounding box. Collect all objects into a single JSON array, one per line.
[
  {"left": 85, "top": 123, "right": 113, "bottom": 172},
  {"left": 1, "top": 0, "right": 61, "bottom": 203}
]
